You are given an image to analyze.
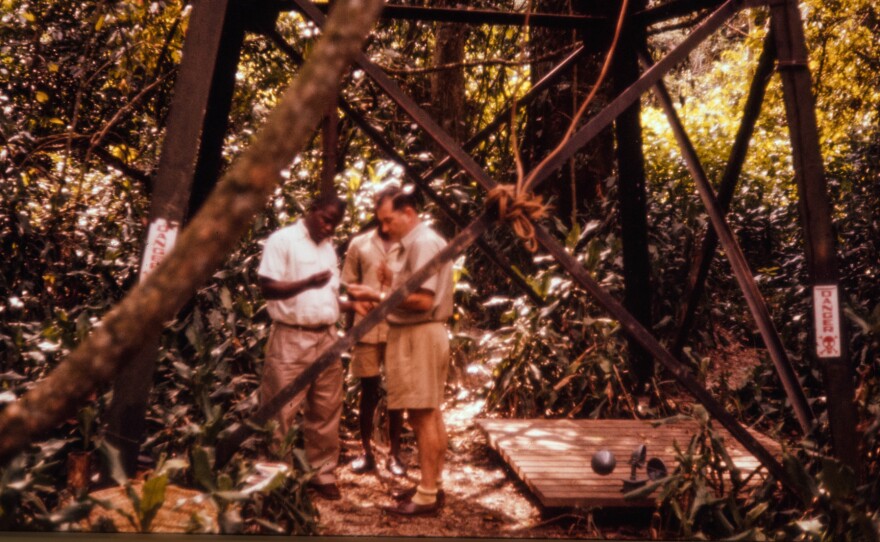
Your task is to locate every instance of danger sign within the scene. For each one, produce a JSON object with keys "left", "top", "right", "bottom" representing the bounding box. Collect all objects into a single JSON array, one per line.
[
  {"left": 813, "top": 285, "right": 841, "bottom": 358},
  {"left": 139, "top": 218, "right": 180, "bottom": 283}
]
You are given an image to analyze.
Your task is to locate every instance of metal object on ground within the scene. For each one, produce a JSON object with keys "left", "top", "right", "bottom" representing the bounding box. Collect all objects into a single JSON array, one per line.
[
  {"left": 591, "top": 449, "right": 616, "bottom": 475},
  {"left": 622, "top": 444, "right": 650, "bottom": 492},
  {"left": 646, "top": 457, "right": 668, "bottom": 480},
  {"left": 630, "top": 444, "right": 647, "bottom": 479}
]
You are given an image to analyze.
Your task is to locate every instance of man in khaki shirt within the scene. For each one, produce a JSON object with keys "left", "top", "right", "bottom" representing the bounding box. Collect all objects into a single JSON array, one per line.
[
  {"left": 341, "top": 223, "right": 406, "bottom": 477},
  {"left": 348, "top": 186, "right": 453, "bottom": 516}
]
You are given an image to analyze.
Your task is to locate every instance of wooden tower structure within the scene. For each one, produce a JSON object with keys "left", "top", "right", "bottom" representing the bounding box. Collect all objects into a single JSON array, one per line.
[{"left": 107, "top": 0, "right": 860, "bottom": 492}]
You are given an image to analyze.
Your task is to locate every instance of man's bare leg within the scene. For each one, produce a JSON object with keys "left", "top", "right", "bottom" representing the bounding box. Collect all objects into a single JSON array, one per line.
[
  {"left": 408, "top": 408, "right": 446, "bottom": 493},
  {"left": 387, "top": 408, "right": 406, "bottom": 476}
]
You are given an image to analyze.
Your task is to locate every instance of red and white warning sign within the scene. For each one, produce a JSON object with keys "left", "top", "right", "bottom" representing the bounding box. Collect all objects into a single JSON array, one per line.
[
  {"left": 139, "top": 218, "right": 180, "bottom": 283},
  {"left": 813, "top": 284, "right": 841, "bottom": 358}
]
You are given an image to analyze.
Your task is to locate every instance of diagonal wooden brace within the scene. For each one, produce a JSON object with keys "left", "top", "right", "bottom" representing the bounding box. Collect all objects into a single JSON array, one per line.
[
  {"left": 640, "top": 44, "right": 815, "bottom": 434},
  {"left": 219, "top": 0, "right": 798, "bottom": 495}
]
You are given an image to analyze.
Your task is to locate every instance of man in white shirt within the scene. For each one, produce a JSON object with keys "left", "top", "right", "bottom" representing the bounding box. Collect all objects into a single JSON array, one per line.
[
  {"left": 341, "top": 221, "right": 406, "bottom": 478},
  {"left": 257, "top": 194, "right": 348, "bottom": 500},
  {"left": 348, "top": 186, "right": 454, "bottom": 515}
]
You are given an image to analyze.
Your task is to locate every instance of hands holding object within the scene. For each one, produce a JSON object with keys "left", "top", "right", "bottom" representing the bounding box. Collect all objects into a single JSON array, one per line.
[{"left": 343, "top": 282, "right": 385, "bottom": 316}]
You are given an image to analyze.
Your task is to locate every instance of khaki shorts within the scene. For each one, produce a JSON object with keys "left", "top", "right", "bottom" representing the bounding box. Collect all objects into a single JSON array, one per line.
[
  {"left": 350, "top": 342, "right": 385, "bottom": 378},
  {"left": 386, "top": 321, "right": 449, "bottom": 410}
]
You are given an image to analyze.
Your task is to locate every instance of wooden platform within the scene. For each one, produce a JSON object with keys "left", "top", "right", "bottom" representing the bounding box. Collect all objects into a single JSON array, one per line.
[{"left": 476, "top": 418, "right": 782, "bottom": 508}]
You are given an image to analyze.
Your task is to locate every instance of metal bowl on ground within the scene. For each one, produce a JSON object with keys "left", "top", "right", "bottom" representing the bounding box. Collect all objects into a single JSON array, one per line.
[{"left": 591, "top": 449, "right": 616, "bottom": 476}]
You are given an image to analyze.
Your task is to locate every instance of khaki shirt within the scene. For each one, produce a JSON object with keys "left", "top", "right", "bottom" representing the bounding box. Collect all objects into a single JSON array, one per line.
[
  {"left": 341, "top": 229, "right": 402, "bottom": 343},
  {"left": 387, "top": 221, "right": 454, "bottom": 326}
]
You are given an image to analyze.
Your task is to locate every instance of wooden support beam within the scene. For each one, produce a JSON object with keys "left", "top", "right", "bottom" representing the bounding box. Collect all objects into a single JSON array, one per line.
[
  {"left": 282, "top": 2, "right": 606, "bottom": 28},
  {"left": 613, "top": 0, "right": 654, "bottom": 390},
  {"left": 641, "top": 48, "right": 815, "bottom": 434},
  {"left": 105, "top": 0, "right": 248, "bottom": 475},
  {"left": 224, "top": 0, "right": 798, "bottom": 495},
  {"left": 670, "top": 32, "right": 777, "bottom": 356},
  {"left": 769, "top": 0, "right": 861, "bottom": 477}
]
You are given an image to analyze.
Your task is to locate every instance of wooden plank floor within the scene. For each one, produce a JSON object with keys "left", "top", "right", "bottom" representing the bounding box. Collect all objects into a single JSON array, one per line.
[{"left": 476, "top": 418, "right": 782, "bottom": 508}]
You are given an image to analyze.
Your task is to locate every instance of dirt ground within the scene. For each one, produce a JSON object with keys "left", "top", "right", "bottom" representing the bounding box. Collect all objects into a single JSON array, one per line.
[
  {"left": 311, "top": 330, "right": 763, "bottom": 539},
  {"left": 313, "top": 395, "right": 652, "bottom": 539}
]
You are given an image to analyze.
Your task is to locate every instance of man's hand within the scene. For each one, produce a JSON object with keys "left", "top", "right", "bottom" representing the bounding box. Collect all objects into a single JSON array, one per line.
[
  {"left": 305, "top": 270, "right": 333, "bottom": 289},
  {"left": 352, "top": 300, "right": 377, "bottom": 316},
  {"left": 347, "top": 283, "right": 381, "bottom": 302}
]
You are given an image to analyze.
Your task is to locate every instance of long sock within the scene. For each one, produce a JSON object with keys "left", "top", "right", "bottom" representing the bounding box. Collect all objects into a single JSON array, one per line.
[{"left": 411, "top": 485, "right": 437, "bottom": 505}]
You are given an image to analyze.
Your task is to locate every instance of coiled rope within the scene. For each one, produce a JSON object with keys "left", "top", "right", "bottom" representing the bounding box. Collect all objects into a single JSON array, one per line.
[{"left": 486, "top": 183, "right": 549, "bottom": 253}]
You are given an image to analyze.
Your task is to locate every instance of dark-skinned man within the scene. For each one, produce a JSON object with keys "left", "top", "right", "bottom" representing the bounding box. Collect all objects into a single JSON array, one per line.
[
  {"left": 341, "top": 205, "right": 407, "bottom": 478},
  {"left": 257, "top": 194, "right": 349, "bottom": 501}
]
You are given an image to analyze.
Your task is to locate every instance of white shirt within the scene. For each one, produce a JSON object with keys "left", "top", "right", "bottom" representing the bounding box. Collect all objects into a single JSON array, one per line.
[{"left": 258, "top": 220, "right": 340, "bottom": 326}]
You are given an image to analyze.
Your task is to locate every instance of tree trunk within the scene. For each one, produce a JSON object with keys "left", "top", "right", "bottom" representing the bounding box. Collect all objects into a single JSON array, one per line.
[
  {"left": 429, "top": 1, "right": 468, "bottom": 146},
  {"left": 0, "top": 0, "right": 386, "bottom": 466}
]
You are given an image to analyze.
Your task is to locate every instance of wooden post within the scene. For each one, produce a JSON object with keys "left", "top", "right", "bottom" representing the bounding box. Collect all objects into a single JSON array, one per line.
[
  {"left": 105, "top": 0, "right": 250, "bottom": 475},
  {"left": 769, "top": 0, "right": 861, "bottom": 476},
  {"left": 670, "top": 32, "right": 777, "bottom": 356},
  {"left": 612, "top": 0, "right": 653, "bottom": 391},
  {"left": 646, "top": 56, "right": 814, "bottom": 434}
]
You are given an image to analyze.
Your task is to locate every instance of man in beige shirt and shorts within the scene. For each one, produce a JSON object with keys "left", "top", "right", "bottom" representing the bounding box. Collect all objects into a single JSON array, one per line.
[
  {"left": 348, "top": 186, "right": 453, "bottom": 516},
  {"left": 341, "top": 221, "right": 406, "bottom": 477}
]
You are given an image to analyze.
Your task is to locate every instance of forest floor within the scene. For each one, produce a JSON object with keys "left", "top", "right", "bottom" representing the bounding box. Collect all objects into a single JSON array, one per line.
[
  {"left": 315, "top": 395, "right": 651, "bottom": 540},
  {"left": 313, "top": 327, "right": 763, "bottom": 539},
  {"left": 315, "top": 374, "right": 658, "bottom": 539}
]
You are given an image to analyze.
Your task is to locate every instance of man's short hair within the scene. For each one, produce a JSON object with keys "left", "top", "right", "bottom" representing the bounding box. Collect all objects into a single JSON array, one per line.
[
  {"left": 376, "top": 185, "right": 419, "bottom": 212},
  {"left": 309, "top": 193, "right": 346, "bottom": 215}
]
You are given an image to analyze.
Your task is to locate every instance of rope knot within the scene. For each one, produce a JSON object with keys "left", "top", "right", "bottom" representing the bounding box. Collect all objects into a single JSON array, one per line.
[{"left": 486, "top": 184, "right": 549, "bottom": 253}]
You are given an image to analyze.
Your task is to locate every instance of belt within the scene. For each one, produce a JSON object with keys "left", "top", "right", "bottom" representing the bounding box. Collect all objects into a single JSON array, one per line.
[
  {"left": 274, "top": 321, "right": 333, "bottom": 333},
  {"left": 387, "top": 320, "right": 438, "bottom": 327}
]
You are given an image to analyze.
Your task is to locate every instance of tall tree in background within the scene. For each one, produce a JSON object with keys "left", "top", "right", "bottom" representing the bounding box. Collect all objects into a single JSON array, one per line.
[{"left": 429, "top": 1, "right": 468, "bottom": 146}]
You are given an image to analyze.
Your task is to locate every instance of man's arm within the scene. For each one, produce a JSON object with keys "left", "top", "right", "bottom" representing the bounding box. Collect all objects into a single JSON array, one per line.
[
  {"left": 259, "top": 270, "right": 332, "bottom": 300},
  {"left": 346, "top": 283, "right": 434, "bottom": 312}
]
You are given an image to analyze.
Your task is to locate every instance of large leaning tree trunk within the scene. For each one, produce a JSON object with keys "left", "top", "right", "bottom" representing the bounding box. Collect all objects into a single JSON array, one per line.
[
  {"left": 0, "top": 0, "right": 386, "bottom": 466},
  {"left": 524, "top": 0, "right": 615, "bottom": 228}
]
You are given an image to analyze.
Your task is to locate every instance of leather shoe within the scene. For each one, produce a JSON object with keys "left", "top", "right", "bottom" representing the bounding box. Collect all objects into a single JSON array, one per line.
[
  {"left": 350, "top": 454, "right": 376, "bottom": 474},
  {"left": 308, "top": 482, "right": 341, "bottom": 500},
  {"left": 383, "top": 497, "right": 442, "bottom": 516},
  {"left": 392, "top": 486, "right": 445, "bottom": 506},
  {"left": 385, "top": 455, "right": 406, "bottom": 477}
]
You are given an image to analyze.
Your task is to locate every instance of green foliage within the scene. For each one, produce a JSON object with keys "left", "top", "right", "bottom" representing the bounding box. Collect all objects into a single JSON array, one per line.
[
  {"left": 485, "top": 193, "right": 641, "bottom": 418},
  {"left": 1, "top": 0, "right": 879, "bottom": 538},
  {"left": 0, "top": 440, "right": 71, "bottom": 531}
]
